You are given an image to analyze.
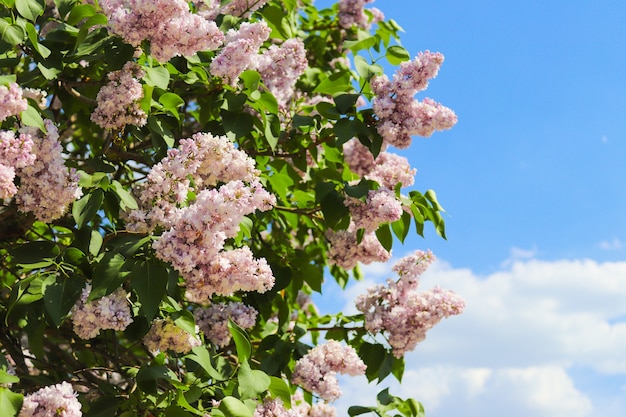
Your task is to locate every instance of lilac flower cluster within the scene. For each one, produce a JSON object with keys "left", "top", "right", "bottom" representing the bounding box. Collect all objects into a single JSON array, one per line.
[
  {"left": 355, "top": 250, "right": 465, "bottom": 357},
  {"left": 14, "top": 120, "right": 82, "bottom": 223},
  {"left": 256, "top": 39, "right": 308, "bottom": 106},
  {"left": 101, "top": 0, "right": 224, "bottom": 62},
  {"left": 292, "top": 392, "right": 337, "bottom": 417},
  {"left": 210, "top": 22, "right": 271, "bottom": 85},
  {"left": 254, "top": 398, "right": 301, "bottom": 417},
  {"left": 326, "top": 224, "right": 390, "bottom": 270},
  {"left": 143, "top": 318, "right": 201, "bottom": 353},
  {"left": 345, "top": 188, "right": 403, "bottom": 232},
  {"left": 291, "top": 340, "right": 366, "bottom": 401},
  {"left": 91, "top": 61, "right": 147, "bottom": 130},
  {"left": 371, "top": 51, "right": 457, "bottom": 149},
  {"left": 153, "top": 182, "right": 275, "bottom": 300},
  {"left": 343, "top": 139, "right": 416, "bottom": 189},
  {"left": 0, "top": 82, "right": 27, "bottom": 122},
  {"left": 338, "top": 0, "right": 384, "bottom": 30},
  {"left": 0, "top": 130, "right": 35, "bottom": 200},
  {"left": 194, "top": 302, "right": 258, "bottom": 347},
  {"left": 193, "top": 0, "right": 271, "bottom": 20},
  {"left": 22, "top": 88, "right": 48, "bottom": 109},
  {"left": 19, "top": 381, "right": 81, "bottom": 417},
  {"left": 70, "top": 284, "right": 133, "bottom": 339},
  {"left": 128, "top": 132, "right": 260, "bottom": 232}
]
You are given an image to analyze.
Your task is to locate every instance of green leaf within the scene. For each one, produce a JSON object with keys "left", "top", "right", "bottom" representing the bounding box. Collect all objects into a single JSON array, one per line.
[
  {"left": 90, "top": 252, "right": 129, "bottom": 300},
  {"left": 229, "top": 320, "right": 251, "bottom": 362},
  {"left": 316, "top": 181, "right": 349, "bottom": 229},
  {"left": 391, "top": 211, "right": 412, "bottom": 243},
  {"left": 313, "top": 70, "right": 352, "bottom": 95},
  {"left": 237, "top": 361, "right": 270, "bottom": 400},
  {"left": 74, "top": 13, "right": 107, "bottom": 47},
  {"left": 268, "top": 377, "right": 292, "bottom": 408},
  {"left": 219, "top": 397, "right": 253, "bottom": 417},
  {"left": 334, "top": 93, "right": 360, "bottom": 114},
  {"left": 144, "top": 66, "right": 170, "bottom": 89},
  {"left": 186, "top": 346, "right": 228, "bottom": 381},
  {"left": 343, "top": 35, "right": 377, "bottom": 52},
  {"left": 159, "top": 92, "right": 185, "bottom": 119},
  {"left": 9, "top": 241, "right": 59, "bottom": 266},
  {"left": 386, "top": 45, "right": 411, "bottom": 65},
  {"left": 375, "top": 223, "right": 393, "bottom": 252},
  {"left": 72, "top": 189, "right": 104, "bottom": 229},
  {"left": 111, "top": 180, "right": 138, "bottom": 210},
  {"left": 0, "top": 369, "right": 19, "bottom": 385},
  {"left": 25, "top": 22, "right": 51, "bottom": 58},
  {"left": 148, "top": 115, "right": 175, "bottom": 148},
  {"left": 85, "top": 397, "right": 121, "bottom": 417},
  {"left": 20, "top": 104, "right": 46, "bottom": 130},
  {"left": 0, "top": 20, "right": 24, "bottom": 51},
  {"left": 136, "top": 365, "right": 175, "bottom": 394},
  {"left": 130, "top": 260, "right": 168, "bottom": 321},
  {"left": 67, "top": 4, "right": 96, "bottom": 26},
  {"left": 0, "top": 387, "right": 23, "bottom": 417},
  {"left": 297, "top": 263, "right": 323, "bottom": 293},
  {"left": 348, "top": 406, "right": 375, "bottom": 416},
  {"left": 42, "top": 276, "right": 83, "bottom": 327},
  {"left": 15, "top": 0, "right": 45, "bottom": 22}
]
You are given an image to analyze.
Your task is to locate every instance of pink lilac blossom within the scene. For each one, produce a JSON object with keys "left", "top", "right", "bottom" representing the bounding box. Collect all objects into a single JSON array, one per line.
[
  {"left": 153, "top": 180, "right": 275, "bottom": 273},
  {"left": 101, "top": 0, "right": 224, "bottom": 62},
  {"left": 194, "top": 0, "right": 270, "bottom": 20},
  {"left": 0, "top": 83, "right": 28, "bottom": 122},
  {"left": 15, "top": 120, "right": 82, "bottom": 223},
  {"left": 194, "top": 302, "right": 258, "bottom": 347},
  {"left": 355, "top": 250, "right": 465, "bottom": 357},
  {"left": 338, "top": 0, "right": 383, "bottom": 29},
  {"left": 210, "top": 21, "right": 271, "bottom": 85},
  {"left": 0, "top": 130, "right": 36, "bottom": 200},
  {"left": 291, "top": 340, "right": 366, "bottom": 401},
  {"left": 22, "top": 88, "right": 48, "bottom": 109},
  {"left": 292, "top": 392, "right": 337, "bottom": 417},
  {"left": 326, "top": 224, "right": 390, "bottom": 270},
  {"left": 127, "top": 132, "right": 260, "bottom": 232},
  {"left": 345, "top": 188, "right": 403, "bottom": 232},
  {"left": 370, "top": 51, "right": 457, "bottom": 149},
  {"left": 143, "top": 318, "right": 201, "bottom": 353},
  {"left": 70, "top": 284, "right": 133, "bottom": 339},
  {"left": 19, "top": 381, "right": 81, "bottom": 417},
  {"left": 91, "top": 61, "right": 147, "bottom": 130},
  {"left": 343, "top": 139, "right": 415, "bottom": 189},
  {"left": 184, "top": 246, "right": 275, "bottom": 302},
  {"left": 254, "top": 398, "right": 302, "bottom": 417},
  {"left": 256, "top": 39, "right": 308, "bottom": 106}
]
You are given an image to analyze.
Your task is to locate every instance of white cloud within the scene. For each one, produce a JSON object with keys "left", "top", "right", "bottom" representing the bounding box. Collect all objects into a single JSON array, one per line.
[
  {"left": 322, "top": 255, "right": 626, "bottom": 417},
  {"left": 599, "top": 238, "right": 622, "bottom": 251}
]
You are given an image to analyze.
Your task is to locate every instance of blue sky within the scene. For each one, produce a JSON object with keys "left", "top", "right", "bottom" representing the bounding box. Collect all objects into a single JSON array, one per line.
[{"left": 312, "top": 1, "right": 626, "bottom": 416}]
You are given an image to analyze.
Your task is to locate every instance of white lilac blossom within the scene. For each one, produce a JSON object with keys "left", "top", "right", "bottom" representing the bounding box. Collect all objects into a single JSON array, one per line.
[
  {"left": 342, "top": 139, "right": 416, "bottom": 189},
  {"left": 338, "top": 0, "right": 384, "bottom": 30},
  {"left": 70, "top": 284, "right": 133, "bottom": 339},
  {"left": 15, "top": 120, "right": 82, "bottom": 223},
  {"left": 0, "top": 83, "right": 27, "bottom": 122},
  {"left": 101, "top": 0, "right": 224, "bottom": 62},
  {"left": 91, "top": 61, "right": 147, "bottom": 130},
  {"left": 194, "top": 302, "right": 258, "bottom": 347},
  {"left": 256, "top": 38, "right": 308, "bottom": 106},
  {"left": 143, "top": 318, "right": 201, "bottom": 353},
  {"left": 127, "top": 132, "right": 260, "bottom": 232},
  {"left": 19, "top": 381, "right": 81, "bottom": 417},
  {"left": 210, "top": 21, "right": 271, "bottom": 85},
  {"left": 355, "top": 250, "right": 465, "bottom": 357},
  {"left": 326, "top": 224, "right": 391, "bottom": 270},
  {"left": 344, "top": 188, "right": 403, "bottom": 233},
  {"left": 0, "top": 130, "right": 35, "bottom": 200},
  {"left": 371, "top": 51, "right": 457, "bottom": 149},
  {"left": 291, "top": 340, "right": 366, "bottom": 401}
]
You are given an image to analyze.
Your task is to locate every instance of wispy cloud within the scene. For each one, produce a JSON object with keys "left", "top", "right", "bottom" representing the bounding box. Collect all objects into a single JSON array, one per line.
[{"left": 599, "top": 238, "right": 622, "bottom": 251}]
